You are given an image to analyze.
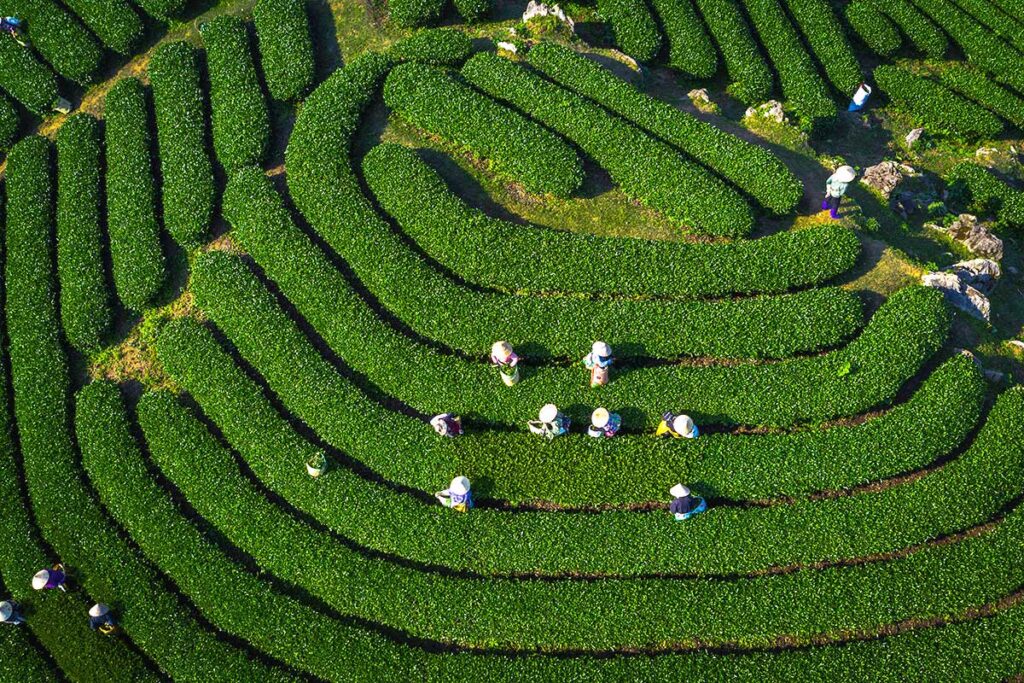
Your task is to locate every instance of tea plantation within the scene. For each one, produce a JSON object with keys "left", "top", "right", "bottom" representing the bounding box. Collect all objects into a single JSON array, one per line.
[{"left": 0, "top": 0, "right": 1023, "bottom": 680}]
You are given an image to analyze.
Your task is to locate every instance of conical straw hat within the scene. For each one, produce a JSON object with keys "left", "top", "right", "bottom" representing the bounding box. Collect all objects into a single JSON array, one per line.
[
  {"left": 31, "top": 570, "right": 49, "bottom": 590},
  {"left": 670, "top": 483, "right": 690, "bottom": 498},
  {"left": 673, "top": 415, "right": 695, "bottom": 437},
  {"left": 491, "top": 341, "right": 512, "bottom": 360},
  {"left": 834, "top": 165, "right": 856, "bottom": 183}
]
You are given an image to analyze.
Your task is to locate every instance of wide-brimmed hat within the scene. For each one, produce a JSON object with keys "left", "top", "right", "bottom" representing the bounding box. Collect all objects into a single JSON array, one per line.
[
  {"left": 31, "top": 570, "right": 50, "bottom": 590},
  {"left": 833, "top": 165, "right": 856, "bottom": 183},
  {"left": 449, "top": 476, "right": 471, "bottom": 495},
  {"left": 491, "top": 341, "right": 513, "bottom": 360},
  {"left": 591, "top": 407, "right": 610, "bottom": 428},
  {"left": 592, "top": 341, "right": 611, "bottom": 357},
  {"left": 673, "top": 415, "right": 696, "bottom": 438},
  {"left": 89, "top": 603, "right": 109, "bottom": 618},
  {"left": 670, "top": 483, "right": 690, "bottom": 498},
  {"left": 540, "top": 403, "right": 559, "bottom": 422}
]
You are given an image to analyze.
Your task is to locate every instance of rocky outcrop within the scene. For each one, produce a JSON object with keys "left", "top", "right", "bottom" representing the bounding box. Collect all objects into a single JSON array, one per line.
[
  {"left": 905, "top": 128, "right": 924, "bottom": 147},
  {"left": 860, "top": 161, "right": 915, "bottom": 199},
  {"left": 522, "top": 1, "right": 574, "bottom": 29},
  {"left": 744, "top": 100, "right": 786, "bottom": 123},
  {"left": 927, "top": 213, "right": 1004, "bottom": 261},
  {"left": 687, "top": 88, "right": 718, "bottom": 114},
  {"left": 921, "top": 258, "right": 1001, "bottom": 321}
]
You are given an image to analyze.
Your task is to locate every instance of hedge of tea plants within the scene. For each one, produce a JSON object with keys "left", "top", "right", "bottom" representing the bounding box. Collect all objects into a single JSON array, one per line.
[
  {"left": 200, "top": 15, "right": 271, "bottom": 172},
  {"left": 648, "top": 0, "right": 719, "bottom": 77},
  {"left": 253, "top": 0, "right": 316, "bottom": 101},
  {"left": 845, "top": 0, "right": 901, "bottom": 56},
  {"left": 148, "top": 42, "right": 215, "bottom": 249},
  {"left": 55, "top": 114, "right": 111, "bottom": 351},
  {"left": 595, "top": 0, "right": 662, "bottom": 62},
  {"left": 103, "top": 78, "right": 166, "bottom": 311}
]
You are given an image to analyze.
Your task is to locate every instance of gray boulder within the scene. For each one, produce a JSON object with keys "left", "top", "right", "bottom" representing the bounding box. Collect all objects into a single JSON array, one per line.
[
  {"left": 921, "top": 259, "right": 1000, "bottom": 321},
  {"left": 938, "top": 214, "right": 1004, "bottom": 261},
  {"left": 948, "top": 258, "right": 1000, "bottom": 294},
  {"left": 744, "top": 100, "right": 786, "bottom": 123},
  {"left": 861, "top": 161, "right": 915, "bottom": 199},
  {"left": 920, "top": 277, "right": 990, "bottom": 320}
]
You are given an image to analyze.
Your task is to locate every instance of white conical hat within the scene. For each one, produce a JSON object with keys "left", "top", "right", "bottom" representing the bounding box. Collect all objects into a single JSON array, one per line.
[
  {"left": 834, "top": 165, "right": 856, "bottom": 183},
  {"left": 673, "top": 415, "right": 695, "bottom": 437},
  {"left": 0, "top": 601, "right": 13, "bottom": 621},
  {"left": 592, "top": 341, "right": 611, "bottom": 357},
  {"left": 591, "top": 407, "right": 610, "bottom": 428},
  {"left": 31, "top": 570, "right": 49, "bottom": 590},
  {"left": 539, "top": 403, "right": 559, "bottom": 422},
  {"left": 89, "top": 603, "right": 109, "bottom": 618},
  {"left": 449, "top": 476, "right": 470, "bottom": 495},
  {"left": 491, "top": 341, "right": 512, "bottom": 360},
  {"left": 670, "top": 483, "right": 690, "bottom": 498},
  {"left": 430, "top": 414, "right": 451, "bottom": 435}
]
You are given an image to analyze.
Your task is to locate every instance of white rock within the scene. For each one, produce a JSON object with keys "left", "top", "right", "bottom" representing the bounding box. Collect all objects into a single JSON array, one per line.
[
  {"left": 522, "top": 1, "right": 574, "bottom": 29},
  {"left": 905, "top": 128, "right": 924, "bottom": 147},
  {"left": 921, "top": 271, "right": 991, "bottom": 321},
  {"left": 744, "top": 100, "right": 786, "bottom": 123},
  {"left": 861, "top": 160, "right": 912, "bottom": 199}
]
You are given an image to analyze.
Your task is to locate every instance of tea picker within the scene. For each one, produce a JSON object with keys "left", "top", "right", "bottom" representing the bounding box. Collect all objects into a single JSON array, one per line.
[
  {"left": 0, "top": 17, "right": 27, "bottom": 46},
  {"left": 821, "top": 165, "right": 856, "bottom": 220},
  {"left": 0, "top": 600, "right": 25, "bottom": 626},
  {"left": 430, "top": 413, "right": 463, "bottom": 437},
  {"left": 669, "top": 484, "right": 707, "bottom": 521},
  {"left": 587, "top": 407, "right": 621, "bottom": 438},
  {"left": 848, "top": 82, "right": 872, "bottom": 112},
  {"left": 88, "top": 603, "right": 118, "bottom": 636},
  {"left": 656, "top": 413, "right": 699, "bottom": 439},
  {"left": 32, "top": 564, "right": 68, "bottom": 592},
  {"left": 491, "top": 341, "right": 520, "bottom": 386},
  {"left": 435, "top": 476, "right": 473, "bottom": 512},
  {"left": 582, "top": 341, "right": 613, "bottom": 387},
  {"left": 528, "top": 403, "right": 571, "bottom": 439}
]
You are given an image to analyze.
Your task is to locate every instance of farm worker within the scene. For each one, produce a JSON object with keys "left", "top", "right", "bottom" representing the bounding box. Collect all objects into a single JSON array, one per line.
[
  {"left": 32, "top": 564, "right": 67, "bottom": 592},
  {"left": 656, "top": 413, "right": 699, "bottom": 439},
  {"left": 88, "top": 604, "right": 118, "bottom": 636},
  {"left": 430, "top": 413, "right": 463, "bottom": 437},
  {"left": 0, "top": 17, "right": 26, "bottom": 45},
  {"left": 528, "top": 403, "right": 571, "bottom": 439},
  {"left": 587, "top": 407, "right": 621, "bottom": 438},
  {"left": 821, "top": 166, "right": 856, "bottom": 220},
  {"left": 583, "top": 341, "right": 613, "bottom": 387},
  {"left": 490, "top": 341, "right": 520, "bottom": 386},
  {"left": 669, "top": 484, "right": 707, "bottom": 521},
  {"left": 848, "top": 82, "right": 872, "bottom": 112},
  {"left": 435, "top": 476, "right": 473, "bottom": 511},
  {"left": 0, "top": 600, "right": 25, "bottom": 626}
]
